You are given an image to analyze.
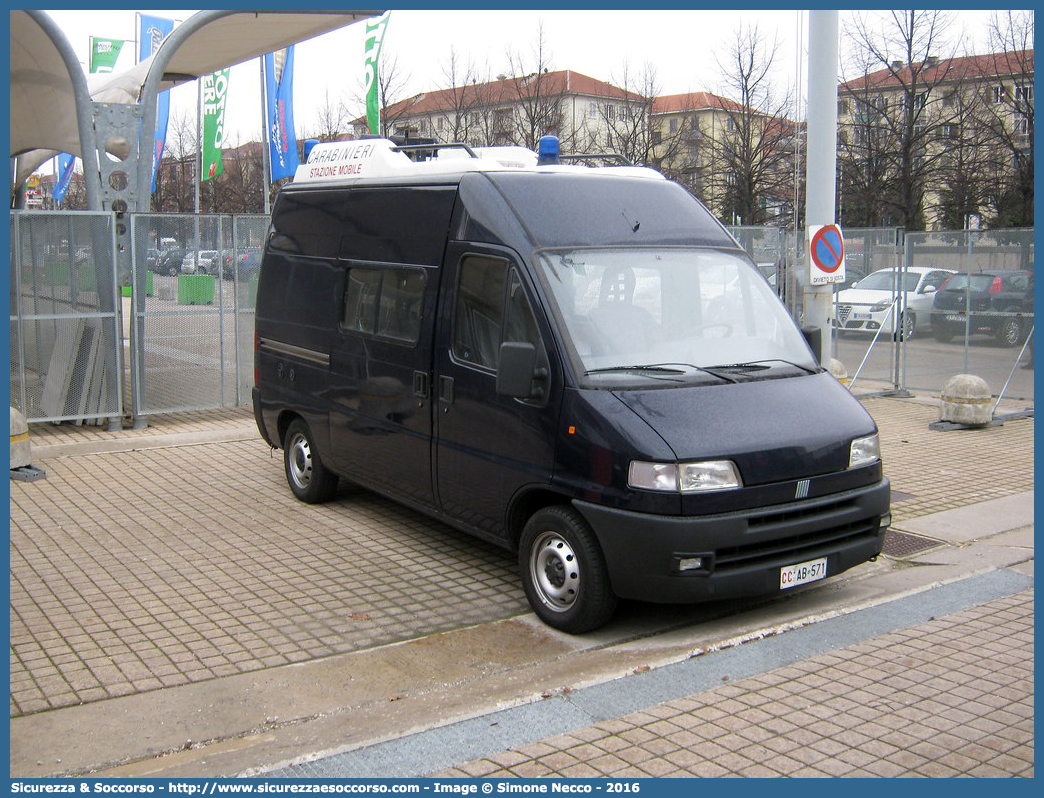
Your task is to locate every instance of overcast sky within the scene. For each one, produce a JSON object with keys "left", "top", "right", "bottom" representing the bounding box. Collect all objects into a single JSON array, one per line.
[{"left": 42, "top": 8, "right": 1002, "bottom": 151}]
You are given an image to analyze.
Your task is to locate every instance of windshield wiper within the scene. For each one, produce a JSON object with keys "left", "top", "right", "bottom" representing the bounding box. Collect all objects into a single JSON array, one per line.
[
  {"left": 586, "top": 363, "right": 737, "bottom": 383},
  {"left": 707, "top": 359, "right": 819, "bottom": 375}
]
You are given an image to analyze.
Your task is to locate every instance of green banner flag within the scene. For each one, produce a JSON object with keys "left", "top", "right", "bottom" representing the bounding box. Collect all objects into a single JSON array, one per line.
[
  {"left": 89, "top": 37, "right": 125, "bottom": 73},
  {"left": 364, "top": 11, "right": 392, "bottom": 135},
  {"left": 201, "top": 68, "right": 231, "bottom": 181}
]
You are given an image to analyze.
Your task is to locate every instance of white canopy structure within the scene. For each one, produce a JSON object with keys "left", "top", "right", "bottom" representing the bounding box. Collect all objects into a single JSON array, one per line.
[{"left": 10, "top": 10, "right": 382, "bottom": 193}]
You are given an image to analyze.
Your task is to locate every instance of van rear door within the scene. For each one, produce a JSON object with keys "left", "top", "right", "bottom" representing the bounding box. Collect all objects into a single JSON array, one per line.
[{"left": 433, "top": 245, "right": 561, "bottom": 540}]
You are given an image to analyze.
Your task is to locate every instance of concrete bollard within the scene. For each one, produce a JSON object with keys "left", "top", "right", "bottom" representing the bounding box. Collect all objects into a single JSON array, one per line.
[
  {"left": 10, "top": 406, "right": 31, "bottom": 469},
  {"left": 939, "top": 374, "right": 993, "bottom": 426},
  {"left": 10, "top": 406, "right": 46, "bottom": 481},
  {"left": 828, "top": 358, "right": 849, "bottom": 388}
]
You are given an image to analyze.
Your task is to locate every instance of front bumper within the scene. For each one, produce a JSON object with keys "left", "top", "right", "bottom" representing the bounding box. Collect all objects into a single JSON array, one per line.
[
  {"left": 574, "top": 478, "right": 890, "bottom": 603},
  {"left": 834, "top": 305, "right": 895, "bottom": 333}
]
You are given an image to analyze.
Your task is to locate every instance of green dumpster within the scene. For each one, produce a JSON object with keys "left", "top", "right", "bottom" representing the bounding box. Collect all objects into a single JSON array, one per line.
[{"left": 178, "top": 274, "right": 215, "bottom": 305}]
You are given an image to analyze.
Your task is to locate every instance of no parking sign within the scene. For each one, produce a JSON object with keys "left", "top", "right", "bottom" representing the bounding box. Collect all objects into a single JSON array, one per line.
[{"left": 808, "top": 223, "right": 846, "bottom": 285}]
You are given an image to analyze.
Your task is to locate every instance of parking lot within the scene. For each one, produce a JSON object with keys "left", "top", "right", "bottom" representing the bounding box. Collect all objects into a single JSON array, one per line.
[{"left": 11, "top": 391, "right": 1034, "bottom": 721}]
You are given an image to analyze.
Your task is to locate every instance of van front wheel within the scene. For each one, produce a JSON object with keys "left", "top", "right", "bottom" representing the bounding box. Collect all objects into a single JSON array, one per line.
[
  {"left": 520, "top": 506, "right": 617, "bottom": 634},
  {"left": 283, "top": 419, "right": 339, "bottom": 503}
]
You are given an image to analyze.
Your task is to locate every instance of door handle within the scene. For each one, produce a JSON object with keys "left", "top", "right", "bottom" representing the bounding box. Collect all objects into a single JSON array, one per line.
[
  {"left": 413, "top": 371, "right": 429, "bottom": 398},
  {"left": 438, "top": 375, "right": 454, "bottom": 404}
]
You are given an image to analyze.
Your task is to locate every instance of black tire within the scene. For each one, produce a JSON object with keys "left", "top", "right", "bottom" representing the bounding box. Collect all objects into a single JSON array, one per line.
[
  {"left": 283, "top": 418, "right": 339, "bottom": 503},
  {"left": 519, "top": 506, "right": 617, "bottom": 634},
  {"left": 996, "top": 313, "right": 1022, "bottom": 347},
  {"left": 896, "top": 311, "right": 915, "bottom": 341}
]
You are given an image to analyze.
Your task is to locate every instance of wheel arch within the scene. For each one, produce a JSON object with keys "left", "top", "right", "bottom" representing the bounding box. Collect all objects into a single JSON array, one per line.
[
  {"left": 275, "top": 409, "right": 304, "bottom": 450},
  {"left": 505, "top": 487, "right": 577, "bottom": 552}
]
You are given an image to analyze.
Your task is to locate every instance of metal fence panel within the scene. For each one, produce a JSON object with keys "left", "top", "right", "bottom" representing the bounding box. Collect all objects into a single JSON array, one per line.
[
  {"left": 730, "top": 227, "right": 1033, "bottom": 404},
  {"left": 826, "top": 228, "right": 906, "bottom": 394},
  {"left": 129, "top": 213, "right": 268, "bottom": 417},
  {"left": 234, "top": 215, "right": 268, "bottom": 403},
  {"left": 10, "top": 213, "right": 1033, "bottom": 428},
  {"left": 10, "top": 211, "right": 122, "bottom": 425},
  {"left": 904, "top": 229, "right": 1033, "bottom": 402}
]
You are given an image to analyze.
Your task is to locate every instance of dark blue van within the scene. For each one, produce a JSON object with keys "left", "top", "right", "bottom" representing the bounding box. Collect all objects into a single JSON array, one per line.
[{"left": 253, "top": 139, "right": 890, "bottom": 633}]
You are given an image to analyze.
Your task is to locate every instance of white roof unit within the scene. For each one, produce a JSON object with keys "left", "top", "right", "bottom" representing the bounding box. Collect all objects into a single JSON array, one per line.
[{"left": 292, "top": 138, "right": 667, "bottom": 184}]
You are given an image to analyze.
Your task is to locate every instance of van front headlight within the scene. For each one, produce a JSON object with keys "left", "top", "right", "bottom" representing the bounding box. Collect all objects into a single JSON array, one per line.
[
  {"left": 629, "top": 460, "right": 742, "bottom": 493},
  {"left": 849, "top": 434, "right": 880, "bottom": 468}
]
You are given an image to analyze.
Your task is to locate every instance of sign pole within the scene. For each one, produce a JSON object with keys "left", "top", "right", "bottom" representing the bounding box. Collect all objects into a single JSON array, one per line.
[{"left": 803, "top": 10, "right": 840, "bottom": 364}]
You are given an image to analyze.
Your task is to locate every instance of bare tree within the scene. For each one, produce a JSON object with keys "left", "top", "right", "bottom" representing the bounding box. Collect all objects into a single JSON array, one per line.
[
  {"left": 304, "top": 88, "right": 353, "bottom": 142},
  {"left": 840, "top": 10, "right": 959, "bottom": 229},
  {"left": 504, "top": 25, "right": 566, "bottom": 150},
  {"left": 703, "top": 23, "right": 798, "bottom": 226},
  {"left": 201, "top": 135, "right": 265, "bottom": 214},
  {"left": 597, "top": 62, "right": 661, "bottom": 166},
  {"left": 153, "top": 109, "right": 197, "bottom": 212},
  {"left": 427, "top": 47, "right": 489, "bottom": 144},
  {"left": 347, "top": 51, "right": 411, "bottom": 138},
  {"left": 928, "top": 81, "right": 993, "bottom": 229},
  {"left": 980, "top": 10, "right": 1034, "bottom": 227},
  {"left": 375, "top": 53, "right": 413, "bottom": 138}
]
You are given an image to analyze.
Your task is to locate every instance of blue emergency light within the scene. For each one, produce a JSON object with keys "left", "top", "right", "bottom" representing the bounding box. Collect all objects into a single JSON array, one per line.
[{"left": 537, "top": 135, "right": 560, "bottom": 165}]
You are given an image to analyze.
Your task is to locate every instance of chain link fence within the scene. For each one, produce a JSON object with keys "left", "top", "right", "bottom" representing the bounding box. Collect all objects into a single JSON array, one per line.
[
  {"left": 10, "top": 213, "right": 1034, "bottom": 428},
  {"left": 128, "top": 214, "right": 268, "bottom": 420},
  {"left": 727, "top": 225, "right": 1032, "bottom": 402},
  {"left": 10, "top": 211, "right": 123, "bottom": 426}
]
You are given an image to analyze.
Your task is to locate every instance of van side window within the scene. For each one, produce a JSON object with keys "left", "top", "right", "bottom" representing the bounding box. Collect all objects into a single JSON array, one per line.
[
  {"left": 453, "top": 257, "right": 507, "bottom": 369},
  {"left": 453, "top": 256, "right": 545, "bottom": 372},
  {"left": 343, "top": 266, "right": 426, "bottom": 343},
  {"left": 270, "top": 190, "right": 346, "bottom": 258},
  {"left": 378, "top": 269, "right": 426, "bottom": 341}
]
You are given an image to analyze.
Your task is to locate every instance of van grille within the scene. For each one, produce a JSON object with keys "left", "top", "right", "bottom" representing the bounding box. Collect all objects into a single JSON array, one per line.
[{"left": 714, "top": 498, "right": 882, "bottom": 572}]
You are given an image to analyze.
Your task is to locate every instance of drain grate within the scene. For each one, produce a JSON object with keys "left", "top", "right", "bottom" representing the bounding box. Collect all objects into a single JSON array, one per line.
[{"left": 883, "top": 529, "right": 944, "bottom": 558}]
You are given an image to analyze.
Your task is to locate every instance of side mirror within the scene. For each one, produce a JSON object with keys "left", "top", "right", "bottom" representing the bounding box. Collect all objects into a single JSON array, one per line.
[
  {"left": 921, "top": 285, "right": 936, "bottom": 294},
  {"left": 497, "top": 342, "right": 538, "bottom": 398}
]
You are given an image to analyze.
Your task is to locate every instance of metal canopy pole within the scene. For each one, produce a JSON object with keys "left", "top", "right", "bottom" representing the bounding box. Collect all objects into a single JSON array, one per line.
[{"left": 24, "top": 11, "right": 103, "bottom": 212}]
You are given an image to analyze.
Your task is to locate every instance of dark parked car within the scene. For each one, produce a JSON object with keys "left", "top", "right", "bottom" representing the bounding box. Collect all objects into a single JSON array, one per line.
[
  {"left": 930, "top": 269, "right": 1034, "bottom": 346},
  {"left": 155, "top": 248, "right": 189, "bottom": 276},
  {"left": 237, "top": 249, "right": 261, "bottom": 280}
]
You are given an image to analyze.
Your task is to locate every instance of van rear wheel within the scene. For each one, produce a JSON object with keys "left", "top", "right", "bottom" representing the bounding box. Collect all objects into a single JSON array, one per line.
[
  {"left": 283, "top": 418, "right": 339, "bottom": 503},
  {"left": 519, "top": 506, "right": 617, "bottom": 634}
]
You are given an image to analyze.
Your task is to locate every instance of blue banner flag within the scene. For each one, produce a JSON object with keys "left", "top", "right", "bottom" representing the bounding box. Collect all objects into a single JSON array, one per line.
[
  {"left": 265, "top": 46, "right": 300, "bottom": 181},
  {"left": 52, "top": 153, "right": 76, "bottom": 203},
  {"left": 138, "top": 13, "right": 174, "bottom": 193}
]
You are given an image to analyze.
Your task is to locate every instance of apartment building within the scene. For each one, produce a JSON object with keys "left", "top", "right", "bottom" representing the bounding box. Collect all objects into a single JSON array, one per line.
[
  {"left": 353, "top": 69, "right": 646, "bottom": 154},
  {"left": 837, "top": 49, "right": 1033, "bottom": 229},
  {"left": 650, "top": 92, "right": 798, "bottom": 225}
]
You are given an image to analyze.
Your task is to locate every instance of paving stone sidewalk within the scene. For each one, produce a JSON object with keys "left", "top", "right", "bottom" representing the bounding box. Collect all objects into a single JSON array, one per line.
[{"left": 430, "top": 588, "right": 1034, "bottom": 778}]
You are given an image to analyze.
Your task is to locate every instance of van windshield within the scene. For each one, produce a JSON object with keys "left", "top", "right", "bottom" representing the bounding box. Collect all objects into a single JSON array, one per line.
[{"left": 536, "top": 247, "right": 819, "bottom": 387}]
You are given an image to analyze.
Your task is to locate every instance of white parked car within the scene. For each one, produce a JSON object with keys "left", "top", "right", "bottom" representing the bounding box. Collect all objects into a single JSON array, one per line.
[
  {"left": 180, "top": 250, "right": 219, "bottom": 275},
  {"left": 833, "top": 266, "right": 956, "bottom": 340}
]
